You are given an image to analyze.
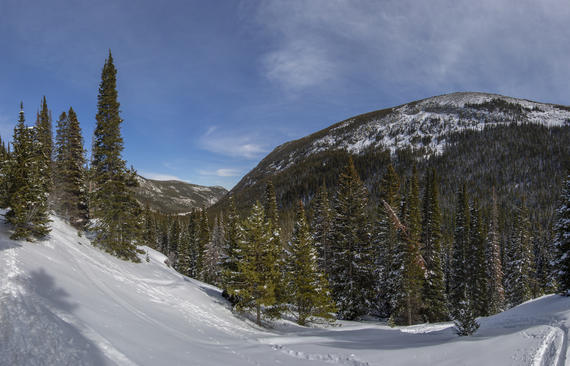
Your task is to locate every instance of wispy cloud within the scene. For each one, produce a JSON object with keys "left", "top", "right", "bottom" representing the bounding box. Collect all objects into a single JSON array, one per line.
[
  {"left": 254, "top": 0, "right": 570, "bottom": 103},
  {"left": 199, "top": 129, "right": 268, "bottom": 160},
  {"left": 140, "top": 171, "right": 185, "bottom": 182},
  {"left": 199, "top": 168, "right": 242, "bottom": 177}
]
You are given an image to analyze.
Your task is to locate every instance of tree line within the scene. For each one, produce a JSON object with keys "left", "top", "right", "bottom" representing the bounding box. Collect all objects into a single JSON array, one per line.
[
  {"left": 143, "top": 158, "right": 569, "bottom": 335},
  {"left": 0, "top": 51, "right": 142, "bottom": 261}
]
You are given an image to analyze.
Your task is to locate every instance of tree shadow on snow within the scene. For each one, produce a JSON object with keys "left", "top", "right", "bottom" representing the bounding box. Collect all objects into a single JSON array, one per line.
[
  {"left": 29, "top": 268, "right": 79, "bottom": 313},
  {"left": 1, "top": 269, "right": 111, "bottom": 365}
]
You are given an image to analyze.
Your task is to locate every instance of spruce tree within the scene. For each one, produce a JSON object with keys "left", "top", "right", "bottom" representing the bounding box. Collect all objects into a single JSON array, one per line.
[
  {"left": 311, "top": 182, "right": 333, "bottom": 278},
  {"left": 177, "top": 225, "right": 192, "bottom": 276},
  {"left": 234, "top": 202, "right": 278, "bottom": 325},
  {"left": 196, "top": 209, "right": 210, "bottom": 280},
  {"left": 168, "top": 218, "right": 181, "bottom": 264},
  {"left": 285, "top": 201, "right": 335, "bottom": 325},
  {"left": 420, "top": 169, "right": 448, "bottom": 322},
  {"left": 449, "top": 183, "right": 470, "bottom": 316},
  {"left": 54, "top": 108, "right": 88, "bottom": 227},
  {"left": 35, "top": 96, "right": 53, "bottom": 198},
  {"left": 90, "top": 52, "right": 140, "bottom": 261},
  {"left": 485, "top": 188, "right": 505, "bottom": 314},
  {"left": 504, "top": 199, "right": 534, "bottom": 307},
  {"left": 203, "top": 215, "right": 224, "bottom": 286},
  {"left": 454, "top": 298, "right": 479, "bottom": 336},
  {"left": 264, "top": 180, "right": 285, "bottom": 314},
  {"left": 221, "top": 197, "right": 243, "bottom": 303},
  {"left": 398, "top": 169, "right": 425, "bottom": 325},
  {"left": 0, "top": 135, "right": 10, "bottom": 207},
  {"left": 6, "top": 103, "right": 50, "bottom": 240},
  {"left": 553, "top": 171, "right": 570, "bottom": 294},
  {"left": 374, "top": 163, "right": 402, "bottom": 318},
  {"left": 330, "top": 158, "right": 373, "bottom": 320},
  {"left": 468, "top": 199, "right": 488, "bottom": 316}
]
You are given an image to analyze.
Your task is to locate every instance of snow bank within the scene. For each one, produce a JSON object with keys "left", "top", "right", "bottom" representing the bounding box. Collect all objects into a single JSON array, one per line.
[{"left": 1, "top": 214, "right": 569, "bottom": 365}]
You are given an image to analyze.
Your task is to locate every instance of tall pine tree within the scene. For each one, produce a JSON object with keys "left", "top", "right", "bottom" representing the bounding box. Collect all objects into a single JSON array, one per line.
[
  {"left": 374, "top": 163, "right": 402, "bottom": 318},
  {"left": 6, "top": 103, "right": 50, "bottom": 240},
  {"left": 330, "top": 158, "right": 373, "bottom": 320},
  {"left": 285, "top": 201, "right": 335, "bottom": 325},
  {"left": 420, "top": 169, "right": 448, "bottom": 322},
  {"left": 449, "top": 183, "right": 470, "bottom": 316},
  {"left": 485, "top": 188, "right": 505, "bottom": 314},
  {"left": 54, "top": 108, "right": 88, "bottom": 227},
  {"left": 553, "top": 171, "right": 570, "bottom": 294},
  {"left": 311, "top": 182, "right": 333, "bottom": 278},
  {"left": 90, "top": 52, "right": 140, "bottom": 261},
  {"left": 504, "top": 199, "right": 534, "bottom": 307},
  {"left": 398, "top": 168, "right": 426, "bottom": 325},
  {"left": 35, "top": 96, "right": 53, "bottom": 199},
  {"left": 234, "top": 202, "right": 278, "bottom": 325}
]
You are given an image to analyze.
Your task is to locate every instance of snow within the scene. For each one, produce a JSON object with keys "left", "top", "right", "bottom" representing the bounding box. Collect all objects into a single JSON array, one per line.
[
  {"left": 261, "top": 92, "right": 570, "bottom": 178},
  {"left": 1, "top": 213, "right": 569, "bottom": 365}
]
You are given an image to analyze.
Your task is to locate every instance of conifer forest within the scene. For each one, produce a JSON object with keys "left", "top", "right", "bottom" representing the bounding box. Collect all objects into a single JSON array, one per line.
[{"left": 1, "top": 52, "right": 568, "bottom": 340}]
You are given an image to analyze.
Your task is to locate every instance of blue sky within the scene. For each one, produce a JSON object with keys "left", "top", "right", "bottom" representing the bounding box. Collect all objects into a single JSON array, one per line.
[{"left": 1, "top": 0, "right": 569, "bottom": 189}]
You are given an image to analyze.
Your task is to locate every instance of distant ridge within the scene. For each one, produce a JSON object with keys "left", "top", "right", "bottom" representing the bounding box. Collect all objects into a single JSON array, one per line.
[{"left": 133, "top": 175, "right": 227, "bottom": 213}]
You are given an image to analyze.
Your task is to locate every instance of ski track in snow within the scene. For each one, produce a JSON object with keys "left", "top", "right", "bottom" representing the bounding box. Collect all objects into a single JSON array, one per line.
[
  {"left": 2, "top": 215, "right": 570, "bottom": 365},
  {"left": 271, "top": 344, "right": 370, "bottom": 366}
]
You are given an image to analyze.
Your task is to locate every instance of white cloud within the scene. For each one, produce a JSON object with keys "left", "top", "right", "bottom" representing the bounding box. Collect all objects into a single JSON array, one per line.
[
  {"left": 199, "top": 168, "right": 242, "bottom": 177},
  {"left": 140, "top": 171, "right": 185, "bottom": 182},
  {"left": 254, "top": 0, "right": 570, "bottom": 102},
  {"left": 199, "top": 130, "right": 268, "bottom": 160}
]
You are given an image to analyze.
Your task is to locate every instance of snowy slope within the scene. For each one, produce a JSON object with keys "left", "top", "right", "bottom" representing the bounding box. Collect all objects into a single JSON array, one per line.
[
  {"left": 232, "top": 92, "right": 570, "bottom": 192},
  {"left": 1, "top": 214, "right": 569, "bottom": 366}
]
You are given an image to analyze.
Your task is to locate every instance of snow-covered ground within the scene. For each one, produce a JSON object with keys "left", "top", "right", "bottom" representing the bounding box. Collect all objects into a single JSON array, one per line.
[{"left": 1, "top": 214, "right": 568, "bottom": 365}]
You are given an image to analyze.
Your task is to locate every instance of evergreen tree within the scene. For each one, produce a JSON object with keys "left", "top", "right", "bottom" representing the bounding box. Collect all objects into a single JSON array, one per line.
[
  {"left": 374, "top": 163, "right": 402, "bottom": 318},
  {"left": 54, "top": 108, "right": 88, "bottom": 227},
  {"left": 35, "top": 96, "right": 53, "bottom": 198},
  {"left": 263, "top": 180, "right": 285, "bottom": 314},
  {"left": 196, "top": 209, "right": 210, "bottom": 280},
  {"left": 0, "top": 135, "right": 10, "bottom": 207},
  {"left": 6, "top": 103, "right": 50, "bottom": 240},
  {"left": 311, "top": 182, "right": 333, "bottom": 277},
  {"left": 203, "top": 215, "right": 225, "bottom": 286},
  {"left": 468, "top": 199, "right": 488, "bottom": 316},
  {"left": 177, "top": 225, "right": 192, "bottom": 276},
  {"left": 141, "top": 204, "right": 158, "bottom": 249},
  {"left": 329, "top": 158, "right": 373, "bottom": 319},
  {"left": 485, "top": 188, "right": 505, "bottom": 314},
  {"left": 234, "top": 202, "right": 278, "bottom": 325},
  {"left": 221, "top": 197, "right": 243, "bottom": 303},
  {"left": 454, "top": 298, "right": 479, "bottom": 336},
  {"left": 285, "top": 201, "right": 335, "bottom": 325},
  {"left": 449, "top": 183, "right": 470, "bottom": 316},
  {"left": 90, "top": 52, "right": 140, "bottom": 261},
  {"left": 553, "top": 171, "right": 570, "bottom": 294},
  {"left": 187, "top": 210, "right": 202, "bottom": 277},
  {"left": 398, "top": 168, "right": 425, "bottom": 325},
  {"left": 504, "top": 199, "right": 534, "bottom": 307},
  {"left": 420, "top": 169, "right": 448, "bottom": 322},
  {"left": 168, "top": 218, "right": 181, "bottom": 264}
]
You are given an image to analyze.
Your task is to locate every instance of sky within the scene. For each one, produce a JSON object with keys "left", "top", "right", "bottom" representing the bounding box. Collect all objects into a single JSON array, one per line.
[{"left": 1, "top": 0, "right": 569, "bottom": 189}]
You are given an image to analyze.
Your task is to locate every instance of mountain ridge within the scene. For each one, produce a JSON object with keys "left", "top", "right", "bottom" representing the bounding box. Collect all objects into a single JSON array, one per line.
[
  {"left": 133, "top": 175, "right": 228, "bottom": 214},
  {"left": 213, "top": 91, "right": 570, "bottom": 217}
]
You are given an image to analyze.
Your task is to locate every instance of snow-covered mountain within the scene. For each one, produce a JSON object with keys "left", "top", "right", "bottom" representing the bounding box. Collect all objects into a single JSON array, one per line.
[
  {"left": 243, "top": 92, "right": 570, "bottom": 187},
  {"left": 1, "top": 213, "right": 569, "bottom": 365},
  {"left": 213, "top": 92, "right": 570, "bottom": 215},
  {"left": 133, "top": 175, "right": 227, "bottom": 214}
]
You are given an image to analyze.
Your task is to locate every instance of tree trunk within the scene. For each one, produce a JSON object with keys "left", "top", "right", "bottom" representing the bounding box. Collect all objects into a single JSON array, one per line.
[{"left": 256, "top": 303, "right": 261, "bottom": 326}]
